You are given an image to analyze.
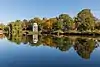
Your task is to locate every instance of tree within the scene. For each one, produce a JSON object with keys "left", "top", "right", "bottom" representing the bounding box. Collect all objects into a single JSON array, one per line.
[
  {"left": 8, "top": 20, "right": 22, "bottom": 34},
  {"left": 22, "top": 19, "right": 29, "bottom": 30},
  {"left": 0, "top": 23, "right": 5, "bottom": 30},
  {"left": 59, "top": 14, "right": 74, "bottom": 31},
  {"left": 53, "top": 19, "right": 63, "bottom": 31},
  {"left": 76, "top": 9, "right": 95, "bottom": 31},
  {"left": 42, "top": 19, "right": 53, "bottom": 32},
  {"left": 42, "top": 18, "right": 58, "bottom": 32},
  {"left": 95, "top": 22, "right": 100, "bottom": 30}
]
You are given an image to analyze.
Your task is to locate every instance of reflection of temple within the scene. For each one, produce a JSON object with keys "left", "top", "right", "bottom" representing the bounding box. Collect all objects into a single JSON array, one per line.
[{"left": 33, "top": 34, "right": 38, "bottom": 43}]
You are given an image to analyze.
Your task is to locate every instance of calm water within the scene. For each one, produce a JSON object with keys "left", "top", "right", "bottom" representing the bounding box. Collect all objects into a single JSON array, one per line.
[{"left": 0, "top": 34, "right": 100, "bottom": 67}]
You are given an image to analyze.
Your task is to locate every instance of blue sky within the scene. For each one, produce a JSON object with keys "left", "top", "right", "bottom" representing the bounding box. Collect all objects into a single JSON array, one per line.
[{"left": 0, "top": 0, "right": 100, "bottom": 24}]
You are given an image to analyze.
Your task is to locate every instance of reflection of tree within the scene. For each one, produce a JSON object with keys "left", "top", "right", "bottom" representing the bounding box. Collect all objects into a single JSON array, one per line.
[
  {"left": 6, "top": 33, "right": 42, "bottom": 46},
  {"left": 6, "top": 34, "right": 73, "bottom": 52},
  {"left": 74, "top": 38, "right": 96, "bottom": 59},
  {"left": 41, "top": 36, "right": 73, "bottom": 52},
  {"left": 5, "top": 33, "right": 99, "bottom": 60},
  {"left": 21, "top": 35, "right": 34, "bottom": 45},
  {"left": 53, "top": 37, "right": 73, "bottom": 51},
  {"left": 7, "top": 33, "right": 22, "bottom": 44},
  {"left": 42, "top": 36, "right": 57, "bottom": 47},
  {"left": 21, "top": 35, "right": 29, "bottom": 44},
  {"left": 0, "top": 34, "right": 5, "bottom": 39}
]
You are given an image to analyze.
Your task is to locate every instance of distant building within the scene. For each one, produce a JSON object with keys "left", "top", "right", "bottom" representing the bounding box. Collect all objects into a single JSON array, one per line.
[{"left": 33, "top": 23, "right": 38, "bottom": 32}]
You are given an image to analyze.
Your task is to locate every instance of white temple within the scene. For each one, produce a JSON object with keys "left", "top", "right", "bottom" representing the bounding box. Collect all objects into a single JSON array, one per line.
[{"left": 33, "top": 23, "right": 38, "bottom": 32}]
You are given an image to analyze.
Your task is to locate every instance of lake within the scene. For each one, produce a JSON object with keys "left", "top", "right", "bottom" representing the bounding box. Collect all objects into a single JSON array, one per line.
[{"left": 0, "top": 34, "right": 100, "bottom": 67}]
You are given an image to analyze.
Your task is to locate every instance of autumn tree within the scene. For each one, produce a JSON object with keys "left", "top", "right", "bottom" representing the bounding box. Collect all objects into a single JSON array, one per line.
[{"left": 42, "top": 19, "right": 52, "bottom": 32}]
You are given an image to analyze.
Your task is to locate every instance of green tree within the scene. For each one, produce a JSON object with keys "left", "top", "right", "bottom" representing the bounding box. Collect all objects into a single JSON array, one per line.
[
  {"left": 76, "top": 9, "right": 95, "bottom": 31},
  {"left": 0, "top": 23, "right": 5, "bottom": 30},
  {"left": 59, "top": 14, "right": 74, "bottom": 31},
  {"left": 53, "top": 19, "right": 63, "bottom": 31},
  {"left": 22, "top": 19, "right": 29, "bottom": 30},
  {"left": 8, "top": 20, "right": 22, "bottom": 34}
]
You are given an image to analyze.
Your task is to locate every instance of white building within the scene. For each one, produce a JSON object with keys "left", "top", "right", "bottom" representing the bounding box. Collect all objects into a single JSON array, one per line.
[{"left": 33, "top": 23, "right": 38, "bottom": 32}]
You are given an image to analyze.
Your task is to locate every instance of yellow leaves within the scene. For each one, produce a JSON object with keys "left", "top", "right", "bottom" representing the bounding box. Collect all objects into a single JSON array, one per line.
[
  {"left": 42, "top": 18, "right": 58, "bottom": 30},
  {"left": 46, "top": 20, "right": 52, "bottom": 29},
  {"left": 43, "top": 19, "right": 53, "bottom": 30}
]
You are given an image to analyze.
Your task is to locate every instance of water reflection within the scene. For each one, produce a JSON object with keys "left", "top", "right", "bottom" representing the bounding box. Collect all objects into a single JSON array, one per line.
[
  {"left": 3, "top": 33, "right": 100, "bottom": 59},
  {"left": 0, "top": 34, "right": 5, "bottom": 39},
  {"left": 74, "top": 38, "right": 98, "bottom": 59}
]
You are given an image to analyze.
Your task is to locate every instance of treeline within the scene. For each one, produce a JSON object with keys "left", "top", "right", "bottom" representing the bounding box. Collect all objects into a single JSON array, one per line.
[{"left": 1, "top": 9, "right": 100, "bottom": 33}]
